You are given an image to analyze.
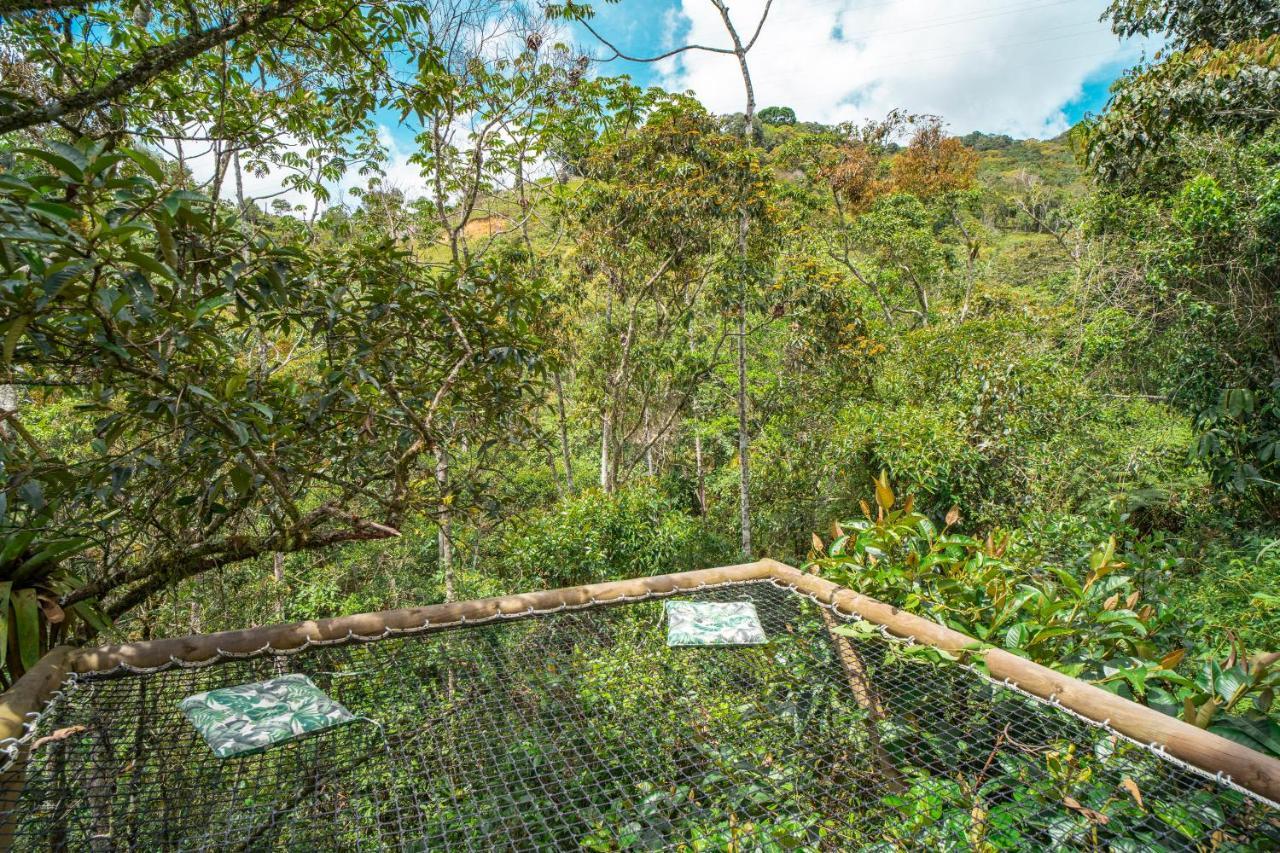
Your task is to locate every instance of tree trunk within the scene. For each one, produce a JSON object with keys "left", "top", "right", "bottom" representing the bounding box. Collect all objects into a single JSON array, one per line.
[
  {"left": 694, "top": 434, "right": 706, "bottom": 514},
  {"left": 689, "top": 327, "right": 707, "bottom": 515},
  {"left": 736, "top": 296, "right": 752, "bottom": 558},
  {"left": 952, "top": 207, "right": 979, "bottom": 321},
  {"left": 234, "top": 150, "right": 246, "bottom": 210},
  {"left": 599, "top": 408, "right": 614, "bottom": 494},
  {"left": 434, "top": 443, "right": 454, "bottom": 602},
  {"left": 272, "top": 552, "right": 284, "bottom": 618},
  {"left": 554, "top": 372, "right": 574, "bottom": 492},
  {"left": 0, "top": 384, "right": 16, "bottom": 439},
  {"left": 713, "top": 0, "right": 757, "bottom": 560},
  {"left": 643, "top": 407, "right": 655, "bottom": 476}
]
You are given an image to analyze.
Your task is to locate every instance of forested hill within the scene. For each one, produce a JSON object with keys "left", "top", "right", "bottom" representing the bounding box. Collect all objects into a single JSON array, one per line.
[{"left": 1, "top": 0, "right": 1278, "bottom": 769}]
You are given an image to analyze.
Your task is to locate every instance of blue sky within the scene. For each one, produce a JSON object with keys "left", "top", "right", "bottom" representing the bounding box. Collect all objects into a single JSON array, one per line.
[
  {"left": 568, "top": 0, "right": 1155, "bottom": 138},
  {"left": 229, "top": 1, "right": 1156, "bottom": 207}
]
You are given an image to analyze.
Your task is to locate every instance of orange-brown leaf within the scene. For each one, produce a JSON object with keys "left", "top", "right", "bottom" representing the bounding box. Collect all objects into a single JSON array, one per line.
[
  {"left": 1120, "top": 777, "right": 1144, "bottom": 810},
  {"left": 1063, "top": 796, "right": 1110, "bottom": 825},
  {"left": 1159, "top": 648, "right": 1186, "bottom": 670}
]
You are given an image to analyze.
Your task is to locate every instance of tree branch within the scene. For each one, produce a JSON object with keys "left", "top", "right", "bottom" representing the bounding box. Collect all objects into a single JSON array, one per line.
[{"left": 0, "top": 0, "right": 308, "bottom": 135}]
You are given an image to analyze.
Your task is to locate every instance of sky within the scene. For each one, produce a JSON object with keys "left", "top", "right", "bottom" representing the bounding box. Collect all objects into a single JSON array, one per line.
[
  {"left": 578, "top": 0, "right": 1155, "bottom": 138},
  {"left": 215, "top": 0, "right": 1157, "bottom": 210}
]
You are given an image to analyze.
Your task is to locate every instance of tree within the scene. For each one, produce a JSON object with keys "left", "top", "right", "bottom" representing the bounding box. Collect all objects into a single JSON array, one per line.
[
  {"left": 0, "top": 0, "right": 448, "bottom": 204},
  {"left": 1104, "top": 0, "right": 1278, "bottom": 49},
  {"left": 1085, "top": 1, "right": 1279, "bottom": 181},
  {"left": 574, "top": 0, "right": 777, "bottom": 558},
  {"left": 758, "top": 106, "right": 796, "bottom": 126},
  {"left": 1083, "top": 0, "right": 1280, "bottom": 511},
  {"left": 0, "top": 134, "right": 542, "bottom": 677},
  {"left": 562, "top": 93, "right": 758, "bottom": 494},
  {"left": 783, "top": 113, "right": 975, "bottom": 329}
]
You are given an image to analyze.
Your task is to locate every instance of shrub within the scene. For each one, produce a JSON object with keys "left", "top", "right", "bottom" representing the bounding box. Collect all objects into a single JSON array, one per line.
[{"left": 498, "top": 483, "right": 734, "bottom": 589}]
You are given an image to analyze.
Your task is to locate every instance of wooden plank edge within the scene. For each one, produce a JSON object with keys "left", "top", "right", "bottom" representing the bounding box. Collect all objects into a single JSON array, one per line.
[
  {"left": 0, "top": 646, "right": 74, "bottom": 747},
  {"left": 68, "top": 560, "right": 775, "bottom": 673}
]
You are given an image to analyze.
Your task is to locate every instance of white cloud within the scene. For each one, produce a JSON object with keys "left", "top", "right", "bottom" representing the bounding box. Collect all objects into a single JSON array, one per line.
[{"left": 650, "top": 0, "right": 1157, "bottom": 138}]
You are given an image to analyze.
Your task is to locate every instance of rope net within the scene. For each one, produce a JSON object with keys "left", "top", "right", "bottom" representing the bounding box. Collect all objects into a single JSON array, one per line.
[{"left": 2, "top": 581, "right": 1276, "bottom": 850}]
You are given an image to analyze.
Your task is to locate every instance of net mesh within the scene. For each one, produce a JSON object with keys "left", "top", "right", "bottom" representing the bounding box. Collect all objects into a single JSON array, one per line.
[{"left": 2, "top": 581, "right": 1277, "bottom": 850}]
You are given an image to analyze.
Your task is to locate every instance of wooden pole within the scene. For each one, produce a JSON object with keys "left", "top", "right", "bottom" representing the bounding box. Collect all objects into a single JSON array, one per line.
[
  {"left": 0, "top": 645, "right": 73, "bottom": 849},
  {"left": 759, "top": 559, "right": 1280, "bottom": 805},
  {"left": 68, "top": 561, "right": 776, "bottom": 673}
]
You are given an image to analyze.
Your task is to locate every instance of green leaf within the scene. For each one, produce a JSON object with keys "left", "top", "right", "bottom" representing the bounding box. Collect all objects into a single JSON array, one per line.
[
  {"left": 229, "top": 464, "right": 254, "bottom": 495},
  {"left": 69, "top": 600, "right": 111, "bottom": 635},
  {"left": 3, "top": 315, "right": 30, "bottom": 364},
  {"left": 19, "top": 146, "right": 84, "bottom": 182},
  {"left": 0, "top": 582, "right": 11, "bottom": 671},
  {"left": 84, "top": 151, "right": 130, "bottom": 179},
  {"left": 122, "top": 148, "right": 165, "bottom": 183},
  {"left": 26, "top": 201, "right": 78, "bottom": 221},
  {"left": 12, "top": 588, "right": 40, "bottom": 671},
  {"left": 194, "top": 293, "right": 234, "bottom": 319},
  {"left": 12, "top": 536, "right": 90, "bottom": 582},
  {"left": 1208, "top": 714, "right": 1280, "bottom": 756},
  {"left": 124, "top": 251, "right": 178, "bottom": 282},
  {"left": 0, "top": 531, "right": 35, "bottom": 567}
]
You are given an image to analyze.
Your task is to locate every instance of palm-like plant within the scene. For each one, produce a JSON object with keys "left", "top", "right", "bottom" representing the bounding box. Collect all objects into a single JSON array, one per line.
[{"left": 0, "top": 509, "right": 109, "bottom": 685}]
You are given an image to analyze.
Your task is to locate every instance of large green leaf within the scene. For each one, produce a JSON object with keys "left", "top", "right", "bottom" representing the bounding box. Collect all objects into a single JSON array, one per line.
[
  {"left": 0, "top": 582, "right": 11, "bottom": 671},
  {"left": 1208, "top": 714, "right": 1280, "bottom": 757},
  {"left": 18, "top": 147, "right": 84, "bottom": 182},
  {"left": 69, "top": 600, "right": 111, "bottom": 635},
  {"left": 11, "top": 537, "right": 91, "bottom": 583},
  {"left": 11, "top": 588, "right": 41, "bottom": 672}
]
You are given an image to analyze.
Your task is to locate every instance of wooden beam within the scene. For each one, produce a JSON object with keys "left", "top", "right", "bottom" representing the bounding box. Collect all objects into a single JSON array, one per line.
[
  {"left": 0, "top": 645, "right": 74, "bottom": 850},
  {"left": 0, "top": 646, "right": 73, "bottom": 746},
  {"left": 760, "top": 558, "right": 1280, "bottom": 805},
  {"left": 68, "top": 561, "right": 775, "bottom": 672}
]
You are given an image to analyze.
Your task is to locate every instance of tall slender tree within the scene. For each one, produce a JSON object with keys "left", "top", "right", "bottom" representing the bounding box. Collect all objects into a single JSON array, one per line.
[{"left": 578, "top": 0, "right": 773, "bottom": 557}]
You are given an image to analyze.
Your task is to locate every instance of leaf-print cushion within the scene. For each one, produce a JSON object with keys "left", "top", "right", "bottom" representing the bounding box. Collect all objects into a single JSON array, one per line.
[
  {"left": 179, "top": 674, "right": 355, "bottom": 758},
  {"left": 665, "top": 601, "right": 767, "bottom": 646}
]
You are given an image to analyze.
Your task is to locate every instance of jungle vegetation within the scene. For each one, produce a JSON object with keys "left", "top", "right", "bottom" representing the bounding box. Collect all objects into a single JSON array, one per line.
[{"left": 0, "top": 0, "right": 1277, "bottom": 771}]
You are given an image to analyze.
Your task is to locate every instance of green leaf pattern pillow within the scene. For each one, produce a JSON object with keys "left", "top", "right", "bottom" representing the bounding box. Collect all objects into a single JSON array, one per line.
[
  {"left": 665, "top": 601, "right": 767, "bottom": 646},
  {"left": 179, "top": 674, "right": 354, "bottom": 758}
]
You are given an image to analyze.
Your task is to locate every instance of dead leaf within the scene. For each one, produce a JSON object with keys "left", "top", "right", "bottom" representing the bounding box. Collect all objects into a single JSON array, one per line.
[
  {"left": 945, "top": 505, "right": 960, "bottom": 527},
  {"left": 1159, "top": 648, "right": 1187, "bottom": 670},
  {"left": 1063, "top": 796, "right": 1110, "bottom": 825},
  {"left": 1103, "top": 593, "right": 1119, "bottom": 611},
  {"left": 36, "top": 595, "right": 64, "bottom": 625},
  {"left": 32, "top": 725, "right": 86, "bottom": 751},
  {"left": 1120, "top": 777, "right": 1144, "bottom": 810},
  {"left": 811, "top": 533, "right": 824, "bottom": 555}
]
